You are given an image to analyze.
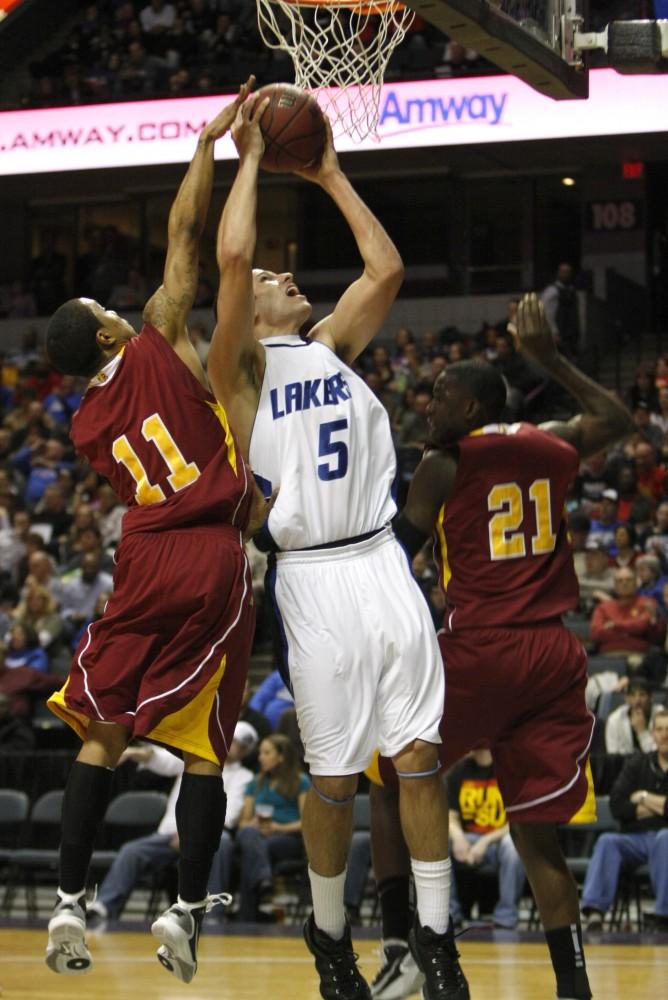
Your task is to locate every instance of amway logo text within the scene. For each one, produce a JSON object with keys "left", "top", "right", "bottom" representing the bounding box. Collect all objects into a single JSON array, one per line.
[{"left": 379, "top": 91, "right": 508, "bottom": 128}]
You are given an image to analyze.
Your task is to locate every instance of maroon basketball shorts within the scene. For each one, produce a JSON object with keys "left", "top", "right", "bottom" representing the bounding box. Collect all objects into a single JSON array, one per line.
[
  {"left": 372, "top": 621, "right": 593, "bottom": 824},
  {"left": 49, "top": 524, "right": 255, "bottom": 766}
]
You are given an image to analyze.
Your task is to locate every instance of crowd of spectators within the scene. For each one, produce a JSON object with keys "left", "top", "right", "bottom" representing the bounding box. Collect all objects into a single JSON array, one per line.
[
  {"left": 4, "top": 0, "right": 661, "bottom": 111},
  {"left": 12, "top": 0, "right": 492, "bottom": 112}
]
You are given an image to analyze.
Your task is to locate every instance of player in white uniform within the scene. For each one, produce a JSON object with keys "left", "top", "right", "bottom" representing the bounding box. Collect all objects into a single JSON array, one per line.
[{"left": 208, "top": 95, "right": 468, "bottom": 1000}]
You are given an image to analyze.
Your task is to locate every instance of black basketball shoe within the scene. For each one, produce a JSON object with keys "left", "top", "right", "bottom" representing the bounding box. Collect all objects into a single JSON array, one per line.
[
  {"left": 304, "top": 912, "right": 371, "bottom": 999},
  {"left": 408, "top": 917, "right": 470, "bottom": 1000}
]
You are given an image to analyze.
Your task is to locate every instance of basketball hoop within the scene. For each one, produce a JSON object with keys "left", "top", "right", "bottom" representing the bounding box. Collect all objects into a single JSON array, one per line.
[{"left": 255, "top": 0, "right": 415, "bottom": 141}]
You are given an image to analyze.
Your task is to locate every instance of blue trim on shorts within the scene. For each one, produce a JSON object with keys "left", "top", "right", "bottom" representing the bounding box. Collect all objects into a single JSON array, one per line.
[{"left": 266, "top": 557, "right": 293, "bottom": 696}]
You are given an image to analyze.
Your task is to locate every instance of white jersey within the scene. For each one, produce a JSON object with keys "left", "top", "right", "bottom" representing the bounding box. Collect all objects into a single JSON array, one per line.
[{"left": 249, "top": 334, "right": 397, "bottom": 550}]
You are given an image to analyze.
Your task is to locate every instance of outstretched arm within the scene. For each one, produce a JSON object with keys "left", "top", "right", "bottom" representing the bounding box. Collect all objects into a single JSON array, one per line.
[
  {"left": 513, "top": 293, "right": 633, "bottom": 458},
  {"left": 301, "top": 122, "right": 404, "bottom": 364},
  {"left": 143, "top": 79, "right": 253, "bottom": 377},
  {"left": 208, "top": 94, "right": 268, "bottom": 455}
]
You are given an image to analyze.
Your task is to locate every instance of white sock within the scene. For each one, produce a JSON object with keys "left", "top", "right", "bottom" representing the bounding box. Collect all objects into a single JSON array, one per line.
[
  {"left": 308, "top": 867, "right": 347, "bottom": 941},
  {"left": 411, "top": 857, "right": 451, "bottom": 935},
  {"left": 57, "top": 888, "right": 86, "bottom": 905}
]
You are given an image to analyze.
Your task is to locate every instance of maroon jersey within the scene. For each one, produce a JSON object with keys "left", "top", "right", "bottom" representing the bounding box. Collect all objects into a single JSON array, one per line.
[
  {"left": 71, "top": 324, "right": 251, "bottom": 535},
  {"left": 434, "top": 422, "right": 579, "bottom": 629}
]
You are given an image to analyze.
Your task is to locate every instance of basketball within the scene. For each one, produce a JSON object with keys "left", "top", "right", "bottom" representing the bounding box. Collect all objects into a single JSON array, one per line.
[{"left": 256, "top": 84, "right": 327, "bottom": 173}]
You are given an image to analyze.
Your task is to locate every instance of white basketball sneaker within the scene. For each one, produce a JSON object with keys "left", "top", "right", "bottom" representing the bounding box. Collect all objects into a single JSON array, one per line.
[{"left": 45, "top": 894, "right": 92, "bottom": 975}]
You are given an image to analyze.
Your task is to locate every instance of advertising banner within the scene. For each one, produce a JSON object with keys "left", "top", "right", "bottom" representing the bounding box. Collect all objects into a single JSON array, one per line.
[{"left": 0, "top": 68, "right": 666, "bottom": 177}]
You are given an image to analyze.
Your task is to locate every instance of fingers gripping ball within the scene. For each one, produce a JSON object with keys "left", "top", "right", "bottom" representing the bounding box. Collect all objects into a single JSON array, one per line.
[{"left": 257, "top": 84, "right": 326, "bottom": 173}]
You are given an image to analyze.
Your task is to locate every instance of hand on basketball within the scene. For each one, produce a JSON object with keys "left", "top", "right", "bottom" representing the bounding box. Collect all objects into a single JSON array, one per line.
[
  {"left": 293, "top": 116, "right": 340, "bottom": 184},
  {"left": 201, "top": 76, "right": 255, "bottom": 144},
  {"left": 232, "top": 93, "right": 270, "bottom": 163},
  {"left": 513, "top": 292, "right": 559, "bottom": 367}
]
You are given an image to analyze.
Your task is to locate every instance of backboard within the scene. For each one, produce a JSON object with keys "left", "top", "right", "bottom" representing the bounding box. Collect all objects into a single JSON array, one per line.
[{"left": 403, "top": 0, "right": 589, "bottom": 99}]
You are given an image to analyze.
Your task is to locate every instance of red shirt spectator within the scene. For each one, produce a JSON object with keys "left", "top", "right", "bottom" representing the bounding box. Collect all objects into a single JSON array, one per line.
[{"left": 590, "top": 566, "right": 666, "bottom": 655}]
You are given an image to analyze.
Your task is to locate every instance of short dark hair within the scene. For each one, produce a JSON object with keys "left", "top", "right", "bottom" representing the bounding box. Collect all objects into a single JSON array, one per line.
[
  {"left": 446, "top": 360, "right": 507, "bottom": 423},
  {"left": 46, "top": 299, "right": 103, "bottom": 377}
]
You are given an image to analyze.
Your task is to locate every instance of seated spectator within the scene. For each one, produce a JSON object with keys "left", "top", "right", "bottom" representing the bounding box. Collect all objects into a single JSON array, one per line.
[
  {"left": 59, "top": 551, "right": 114, "bottom": 640},
  {"left": 119, "top": 40, "right": 165, "bottom": 95},
  {"left": 5, "top": 623, "right": 49, "bottom": 672},
  {"left": 12, "top": 584, "right": 64, "bottom": 654},
  {"left": 587, "top": 489, "right": 620, "bottom": 550},
  {"left": 629, "top": 494, "right": 656, "bottom": 551},
  {"left": 605, "top": 678, "right": 666, "bottom": 754},
  {"left": 634, "top": 441, "right": 666, "bottom": 503},
  {"left": 636, "top": 554, "right": 667, "bottom": 606},
  {"left": 86, "top": 722, "right": 258, "bottom": 930},
  {"left": 581, "top": 709, "right": 668, "bottom": 931},
  {"left": 625, "top": 364, "right": 658, "bottom": 413},
  {"left": 447, "top": 748, "right": 525, "bottom": 930},
  {"left": 632, "top": 402, "right": 663, "bottom": 452},
  {"left": 0, "top": 690, "right": 35, "bottom": 751},
  {"left": 590, "top": 567, "right": 665, "bottom": 656},
  {"left": 0, "top": 508, "right": 30, "bottom": 583},
  {"left": 95, "top": 484, "right": 126, "bottom": 550},
  {"left": 614, "top": 463, "right": 640, "bottom": 523},
  {"left": 15, "top": 438, "right": 72, "bottom": 509},
  {"left": 576, "top": 451, "right": 614, "bottom": 510},
  {"left": 63, "top": 524, "right": 115, "bottom": 575},
  {"left": 21, "top": 549, "right": 64, "bottom": 606},
  {"left": 249, "top": 669, "right": 294, "bottom": 730},
  {"left": 236, "top": 734, "right": 309, "bottom": 921},
  {"left": 31, "top": 482, "right": 73, "bottom": 548},
  {"left": 576, "top": 540, "right": 616, "bottom": 615},
  {"left": 644, "top": 500, "right": 668, "bottom": 567},
  {"left": 609, "top": 523, "right": 638, "bottom": 569}
]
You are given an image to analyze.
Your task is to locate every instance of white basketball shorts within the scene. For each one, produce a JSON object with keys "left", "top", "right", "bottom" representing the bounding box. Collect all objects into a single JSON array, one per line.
[{"left": 269, "top": 527, "right": 443, "bottom": 775}]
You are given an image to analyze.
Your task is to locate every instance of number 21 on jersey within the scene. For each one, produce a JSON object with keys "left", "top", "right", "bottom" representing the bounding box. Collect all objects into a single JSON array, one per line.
[{"left": 487, "top": 479, "right": 557, "bottom": 560}]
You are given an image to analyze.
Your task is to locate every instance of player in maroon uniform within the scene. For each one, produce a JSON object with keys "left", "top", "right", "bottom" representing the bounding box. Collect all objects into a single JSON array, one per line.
[
  {"left": 379, "top": 294, "right": 633, "bottom": 1000},
  {"left": 42, "top": 81, "right": 266, "bottom": 984}
]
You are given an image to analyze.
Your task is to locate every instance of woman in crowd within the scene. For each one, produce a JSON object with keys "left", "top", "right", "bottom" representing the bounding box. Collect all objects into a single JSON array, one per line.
[{"left": 236, "top": 734, "right": 309, "bottom": 921}]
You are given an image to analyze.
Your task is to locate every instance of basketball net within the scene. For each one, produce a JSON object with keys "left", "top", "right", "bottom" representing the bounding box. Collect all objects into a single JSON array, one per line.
[{"left": 255, "top": 0, "right": 415, "bottom": 141}]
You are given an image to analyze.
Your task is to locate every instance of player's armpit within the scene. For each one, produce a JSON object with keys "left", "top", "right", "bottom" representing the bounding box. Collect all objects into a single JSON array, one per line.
[
  {"left": 143, "top": 285, "right": 188, "bottom": 341},
  {"left": 394, "top": 511, "right": 430, "bottom": 560},
  {"left": 401, "top": 449, "right": 458, "bottom": 537}
]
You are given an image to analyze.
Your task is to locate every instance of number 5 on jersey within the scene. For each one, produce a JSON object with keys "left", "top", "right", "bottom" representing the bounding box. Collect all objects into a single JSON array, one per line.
[
  {"left": 488, "top": 479, "right": 557, "bottom": 560},
  {"left": 318, "top": 418, "right": 348, "bottom": 482}
]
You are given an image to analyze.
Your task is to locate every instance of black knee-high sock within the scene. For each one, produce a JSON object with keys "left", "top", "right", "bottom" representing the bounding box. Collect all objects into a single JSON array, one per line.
[
  {"left": 175, "top": 772, "right": 226, "bottom": 904},
  {"left": 545, "top": 924, "right": 592, "bottom": 1000},
  {"left": 378, "top": 875, "right": 411, "bottom": 943},
  {"left": 59, "top": 761, "right": 114, "bottom": 895}
]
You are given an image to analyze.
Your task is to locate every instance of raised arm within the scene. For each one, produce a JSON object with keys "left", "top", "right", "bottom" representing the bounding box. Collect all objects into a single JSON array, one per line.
[
  {"left": 513, "top": 293, "right": 634, "bottom": 459},
  {"left": 143, "top": 79, "right": 253, "bottom": 375},
  {"left": 207, "top": 94, "right": 268, "bottom": 455},
  {"left": 302, "top": 122, "right": 404, "bottom": 364}
]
